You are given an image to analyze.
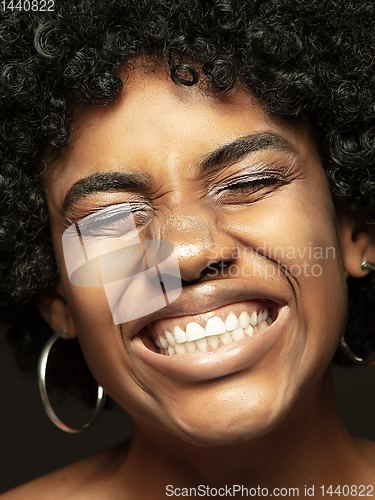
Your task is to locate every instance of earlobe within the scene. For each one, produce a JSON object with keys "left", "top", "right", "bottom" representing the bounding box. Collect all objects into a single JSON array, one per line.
[
  {"left": 337, "top": 211, "right": 375, "bottom": 278},
  {"left": 35, "top": 283, "right": 77, "bottom": 338}
]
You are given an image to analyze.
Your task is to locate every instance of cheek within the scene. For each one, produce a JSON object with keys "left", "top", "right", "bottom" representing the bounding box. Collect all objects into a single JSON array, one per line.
[
  {"left": 63, "top": 286, "right": 147, "bottom": 415},
  {"left": 222, "top": 184, "right": 348, "bottom": 368},
  {"left": 59, "top": 262, "right": 113, "bottom": 328},
  {"left": 65, "top": 285, "right": 119, "bottom": 368}
]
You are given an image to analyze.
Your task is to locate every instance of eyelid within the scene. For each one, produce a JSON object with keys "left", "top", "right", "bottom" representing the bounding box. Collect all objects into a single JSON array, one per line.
[
  {"left": 80, "top": 203, "right": 135, "bottom": 224},
  {"left": 206, "top": 158, "right": 300, "bottom": 203},
  {"left": 64, "top": 201, "right": 151, "bottom": 228},
  {"left": 209, "top": 167, "right": 289, "bottom": 196}
]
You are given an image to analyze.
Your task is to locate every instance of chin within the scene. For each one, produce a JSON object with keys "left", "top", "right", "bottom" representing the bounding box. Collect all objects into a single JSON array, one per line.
[{"left": 163, "top": 391, "right": 291, "bottom": 448}]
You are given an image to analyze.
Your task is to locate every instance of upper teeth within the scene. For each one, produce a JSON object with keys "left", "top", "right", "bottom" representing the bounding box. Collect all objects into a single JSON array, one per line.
[{"left": 155, "top": 309, "right": 273, "bottom": 355}]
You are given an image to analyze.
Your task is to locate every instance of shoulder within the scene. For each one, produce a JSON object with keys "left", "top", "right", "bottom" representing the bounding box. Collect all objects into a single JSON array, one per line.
[{"left": 0, "top": 442, "right": 129, "bottom": 500}]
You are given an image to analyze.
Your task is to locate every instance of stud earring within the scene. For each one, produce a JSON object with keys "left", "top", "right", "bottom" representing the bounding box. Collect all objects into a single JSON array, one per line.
[{"left": 361, "top": 261, "right": 375, "bottom": 272}]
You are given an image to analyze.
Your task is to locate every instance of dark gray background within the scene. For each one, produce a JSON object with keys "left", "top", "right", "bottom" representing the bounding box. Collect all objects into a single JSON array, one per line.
[{"left": 1, "top": 326, "right": 374, "bottom": 494}]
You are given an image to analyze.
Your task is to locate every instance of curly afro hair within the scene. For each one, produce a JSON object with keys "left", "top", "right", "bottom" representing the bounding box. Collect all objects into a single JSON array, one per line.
[{"left": 1, "top": 0, "right": 375, "bottom": 406}]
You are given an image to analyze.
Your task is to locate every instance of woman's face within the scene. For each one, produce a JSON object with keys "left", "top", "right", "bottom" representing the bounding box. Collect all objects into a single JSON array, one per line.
[{"left": 44, "top": 68, "right": 348, "bottom": 445}]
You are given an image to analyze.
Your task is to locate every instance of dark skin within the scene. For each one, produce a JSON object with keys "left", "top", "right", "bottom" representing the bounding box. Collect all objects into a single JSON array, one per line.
[{"left": 2, "top": 67, "right": 375, "bottom": 499}]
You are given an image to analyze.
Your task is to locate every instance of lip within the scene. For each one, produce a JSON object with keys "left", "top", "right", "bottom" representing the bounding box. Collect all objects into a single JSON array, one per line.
[{"left": 128, "top": 278, "right": 291, "bottom": 382}]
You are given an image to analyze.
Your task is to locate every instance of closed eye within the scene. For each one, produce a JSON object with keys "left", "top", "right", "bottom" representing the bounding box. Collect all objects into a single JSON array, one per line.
[
  {"left": 220, "top": 177, "right": 283, "bottom": 192},
  {"left": 211, "top": 174, "right": 289, "bottom": 204},
  {"left": 77, "top": 202, "right": 152, "bottom": 238}
]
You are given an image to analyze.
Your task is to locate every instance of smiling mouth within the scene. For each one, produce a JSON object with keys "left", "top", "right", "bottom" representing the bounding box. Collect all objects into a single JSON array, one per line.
[{"left": 139, "top": 299, "right": 279, "bottom": 356}]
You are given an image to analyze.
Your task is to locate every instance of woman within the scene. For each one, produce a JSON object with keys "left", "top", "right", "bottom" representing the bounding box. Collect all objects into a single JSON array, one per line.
[{"left": 1, "top": 0, "right": 375, "bottom": 497}]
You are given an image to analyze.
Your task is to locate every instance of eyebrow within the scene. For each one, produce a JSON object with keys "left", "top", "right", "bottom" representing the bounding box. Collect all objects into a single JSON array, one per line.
[
  {"left": 62, "top": 131, "right": 298, "bottom": 215},
  {"left": 197, "top": 131, "right": 298, "bottom": 175},
  {"left": 62, "top": 171, "right": 155, "bottom": 215}
]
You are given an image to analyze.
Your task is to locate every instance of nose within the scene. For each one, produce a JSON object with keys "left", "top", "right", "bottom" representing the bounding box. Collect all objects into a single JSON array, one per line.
[{"left": 159, "top": 205, "right": 238, "bottom": 283}]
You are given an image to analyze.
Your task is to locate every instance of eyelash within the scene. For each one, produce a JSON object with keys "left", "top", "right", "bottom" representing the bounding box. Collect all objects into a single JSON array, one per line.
[
  {"left": 223, "top": 177, "right": 280, "bottom": 190},
  {"left": 212, "top": 174, "right": 287, "bottom": 200}
]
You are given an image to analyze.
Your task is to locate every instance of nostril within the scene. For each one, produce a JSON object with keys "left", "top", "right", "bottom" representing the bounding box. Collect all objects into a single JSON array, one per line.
[
  {"left": 204, "top": 260, "right": 231, "bottom": 274},
  {"left": 179, "top": 260, "right": 233, "bottom": 286}
]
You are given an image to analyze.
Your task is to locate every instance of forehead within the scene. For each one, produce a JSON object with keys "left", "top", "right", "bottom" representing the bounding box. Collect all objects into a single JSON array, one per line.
[{"left": 46, "top": 67, "right": 321, "bottom": 195}]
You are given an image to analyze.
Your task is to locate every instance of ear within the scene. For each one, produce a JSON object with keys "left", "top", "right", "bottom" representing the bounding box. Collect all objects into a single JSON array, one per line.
[
  {"left": 336, "top": 210, "right": 375, "bottom": 278},
  {"left": 35, "top": 281, "right": 77, "bottom": 338}
]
